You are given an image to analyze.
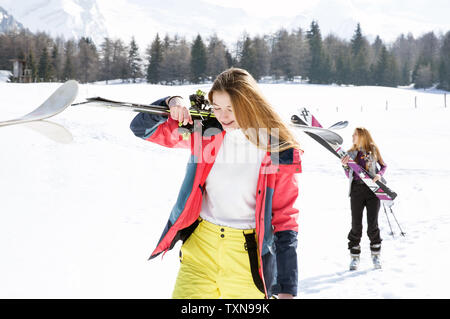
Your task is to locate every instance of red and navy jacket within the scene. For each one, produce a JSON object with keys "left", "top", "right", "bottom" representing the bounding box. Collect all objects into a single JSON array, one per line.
[{"left": 130, "top": 96, "right": 302, "bottom": 298}]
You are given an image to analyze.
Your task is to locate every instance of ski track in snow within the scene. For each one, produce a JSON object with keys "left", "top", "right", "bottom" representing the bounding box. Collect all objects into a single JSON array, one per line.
[{"left": 0, "top": 82, "right": 449, "bottom": 298}]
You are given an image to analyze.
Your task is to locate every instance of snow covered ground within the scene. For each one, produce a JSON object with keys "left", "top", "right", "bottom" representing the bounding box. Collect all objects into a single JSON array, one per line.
[{"left": 0, "top": 82, "right": 449, "bottom": 298}]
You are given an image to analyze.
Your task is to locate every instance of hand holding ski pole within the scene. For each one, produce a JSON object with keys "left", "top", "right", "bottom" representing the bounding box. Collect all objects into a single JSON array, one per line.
[
  {"left": 372, "top": 174, "right": 381, "bottom": 183},
  {"left": 166, "top": 96, "right": 193, "bottom": 126},
  {"left": 341, "top": 155, "right": 350, "bottom": 166}
]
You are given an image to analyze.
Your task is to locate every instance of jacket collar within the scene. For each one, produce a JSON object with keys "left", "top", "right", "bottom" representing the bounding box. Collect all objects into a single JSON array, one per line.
[{"left": 195, "top": 128, "right": 302, "bottom": 174}]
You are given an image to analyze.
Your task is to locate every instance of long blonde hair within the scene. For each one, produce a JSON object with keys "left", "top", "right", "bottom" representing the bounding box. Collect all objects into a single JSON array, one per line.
[
  {"left": 208, "top": 67, "right": 301, "bottom": 153},
  {"left": 349, "top": 127, "right": 385, "bottom": 166}
]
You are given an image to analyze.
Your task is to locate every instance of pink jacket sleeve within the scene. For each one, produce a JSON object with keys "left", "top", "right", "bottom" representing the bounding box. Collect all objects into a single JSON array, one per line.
[
  {"left": 145, "top": 116, "right": 191, "bottom": 149},
  {"left": 271, "top": 172, "right": 300, "bottom": 233},
  {"left": 130, "top": 96, "right": 191, "bottom": 149}
]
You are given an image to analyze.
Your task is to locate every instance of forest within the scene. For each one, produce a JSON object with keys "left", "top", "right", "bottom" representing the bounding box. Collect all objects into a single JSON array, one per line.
[{"left": 0, "top": 21, "right": 449, "bottom": 91}]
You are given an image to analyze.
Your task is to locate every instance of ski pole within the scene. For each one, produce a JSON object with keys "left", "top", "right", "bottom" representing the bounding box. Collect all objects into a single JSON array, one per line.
[
  {"left": 382, "top": 203, "right": 395, "bottom": 238},
  {"left": 388, "top": 206, "right": 406, "bottom": 237}
]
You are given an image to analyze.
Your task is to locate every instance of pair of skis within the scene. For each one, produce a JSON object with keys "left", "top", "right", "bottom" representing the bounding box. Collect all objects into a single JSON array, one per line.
[
  {"left": 71, "top": 94, "right": 220, "bottom": 134},
  {"left": 0, "top": 82, "right": 217, "bottom": 141},
  {"left": 72, "top": 96, "right": 216, "bottom": 119},
  {"left": 0, "top": 80, "right": 79, "bottom": 143},
  {"left": 0, "top": 81, "right": 216, "bottom": 126},
  {"left": 0, "top": 80, "right": 79, "bottom": 127},
  {"left": 290, "top": 107, "right": 405, "bottom": 237}
]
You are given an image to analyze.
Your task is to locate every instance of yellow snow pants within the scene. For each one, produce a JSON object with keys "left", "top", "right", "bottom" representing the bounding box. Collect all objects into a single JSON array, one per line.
[{"left": 172, "top": 217, "right": 266, "bottom": 299}]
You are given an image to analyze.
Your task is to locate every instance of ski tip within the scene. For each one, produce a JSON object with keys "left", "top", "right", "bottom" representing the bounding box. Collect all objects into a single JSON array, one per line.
[
  {"left": 64, "top": 80, "right": 79, "bottom": 91},
  {"left": 291, "top": 114, "right": 307, "bottom": 125},
  {"left": 58, "top": 80, "right": 79, "bottom": 101},
  {"left": 63, "top": 79, "right": 79, "bottom": 86}
]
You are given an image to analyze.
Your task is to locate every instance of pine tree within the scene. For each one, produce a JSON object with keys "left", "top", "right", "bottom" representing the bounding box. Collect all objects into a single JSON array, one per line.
[
  {"left": 374, "top": 45, "right": 389, "bottom": 86},
  {"left": 413, "top": 32, "right": 440, "bottom": 87},
  {"left": 372, "top": 36, "right": 383, "bottom": 62},
  {"left": 307, "top": 21, "right": 328, "bottom": 83},
  {"left": 205, "top": 34, "right": 228, "bottom": 80},
  {"left": 320, "top": 52, "right": 332, "bottom": 83},
  {"left": 147, "top": 33, "right": 163, "bottom": 84},
  {"left": 111, "top": 39, "right": 128, "bottom": 81},
  {"left": 190, "top": 34, "right": 207, "bottom": 83},
  {"left": 391, "top": 33, "right": 416, "bottom": 86},
  {"left": 350, "top": 23, "right": 369, "bottom": 85},
  {"left": 351, "top": 23, "right": 364, "bottom": 56},
  {"left": 78, "top": 37, "right": 99, "bottom": 83},
  {"left": 253, "top": 35, "right": 270, "bottom": 80},
  {"left": 240, "top": 35, "right": 257, "bottom": 78},
  {"left": 63, "top": 40, "right": 76, "bottom": 81},
  {"left": 292, "top": 28, "right": 310, "bottom": 82},
  {"left": 128, "top": 36, "right": 142, "bottom": 83},
  {"left": 415, "top": 64, "right": 433, "bottom": 88},
  {"left": 336, "top": 52, "right": 352, "bottom": 85},
  {"left": 439, "top": 59, "right": 448, "bottom": 91},
  {"left": 225, "top": 50, "right": 235, "bottom": 68},
  {"left": 100, "top": 37, "right": 114, "bottom": 82},
  {"left": 51, "top": 44, "right": 59, "bottom": 81},
  {"left": 26, "top": 51, "right": 38, "bottom": 82},
  {"left": 160, "top": 35, "right": 191, "bottom": 84},
  {"left": 387, "top": 53, "right": 399, "bottom": 87},
  {"left": 163, "top": 34, "right": 171, "bottom": 51},
  {"left": 438, "top": 31, "right": 450, "bottom": 91},
  {"left": 271, "top": 29, "right": 298, "bottom": 81},
  {"left": 323, "top": 34, "right": 347, "bottom": 84},
  {"left": 63, "top": 54, "right": 74, "bottom": 80},
  {"left": 38, "top": 46, "right": 50, "bottom": 82},
  {"left": 400, "top": 61, "right": 411, "bottom": 85}
]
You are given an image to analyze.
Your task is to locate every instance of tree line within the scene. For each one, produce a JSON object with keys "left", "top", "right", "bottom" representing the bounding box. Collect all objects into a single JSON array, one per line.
[{"left": 0, "top": 21, "right": 449, "bottom": 91}]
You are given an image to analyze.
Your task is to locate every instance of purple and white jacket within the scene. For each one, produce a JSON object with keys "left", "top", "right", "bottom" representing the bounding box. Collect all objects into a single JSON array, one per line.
[{"left": 343, "top": 149, "right": 387, "bottom": 196}]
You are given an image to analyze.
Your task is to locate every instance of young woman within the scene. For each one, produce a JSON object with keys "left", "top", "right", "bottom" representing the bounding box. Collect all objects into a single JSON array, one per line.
[
  {"left": 130, "top": 68, "right": 303, "bottom": 299},
  {"left": 341, "top": 127, "right": 387, "bottom": 271}
]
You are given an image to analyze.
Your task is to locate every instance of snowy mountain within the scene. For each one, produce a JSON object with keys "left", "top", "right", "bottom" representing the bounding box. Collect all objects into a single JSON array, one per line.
[
  {"left": 0, "top": 0, "right": 448, "bottom": 48},
  {"left": 0, "top": 6, "right": 24, "bottom": 33},
  {"left": 0, "top": 0, "right": 365, "bottom": 47},
  {"left": 0, "top": 0, "right": 108, "bottom": 44},
  {"left": 0, "top": 0, "right": 288, "bottom": 47}
]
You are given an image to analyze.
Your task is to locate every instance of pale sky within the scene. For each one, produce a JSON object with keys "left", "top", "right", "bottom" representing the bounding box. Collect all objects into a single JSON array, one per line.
[
  {"left": 202, "top": 0, "right": 317, "bottom": 18},
  {"left": 202, "top": 0, "right": 450, "bottom": 42},
  {"left": 202, "top": 0, "right": 450, "bottom": 22}
]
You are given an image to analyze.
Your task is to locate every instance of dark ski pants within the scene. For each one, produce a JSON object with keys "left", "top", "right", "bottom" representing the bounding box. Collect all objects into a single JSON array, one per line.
[{"left": 347, "top": 181, "right": 382, "bottom": 254}]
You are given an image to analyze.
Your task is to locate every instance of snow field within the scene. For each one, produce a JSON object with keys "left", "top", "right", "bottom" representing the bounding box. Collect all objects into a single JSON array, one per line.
[{"left": 0, "top": 82, "right": 448, "bottom": 298}]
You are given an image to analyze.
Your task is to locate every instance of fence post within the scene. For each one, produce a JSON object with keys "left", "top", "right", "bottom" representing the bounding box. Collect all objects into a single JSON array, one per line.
[
  {"left": 445, "top": 93, "right": 447, "bottom": 108},
  {"left": 415, "top": 96, "right": 417, "bottom": 109},
  {"left": 386, "top": 100, "right": 388, "bottom": 111}
]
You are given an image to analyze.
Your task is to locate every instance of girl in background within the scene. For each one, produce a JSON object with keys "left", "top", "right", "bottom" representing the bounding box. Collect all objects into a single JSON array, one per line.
[{"left": 341, "top": 127, "right": 387, "bottom": 271}]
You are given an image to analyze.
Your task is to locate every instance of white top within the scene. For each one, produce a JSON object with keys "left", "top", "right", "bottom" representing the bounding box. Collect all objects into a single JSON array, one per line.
[{"left": 199, "top": 128, "right": 267, "bottom": 229}]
